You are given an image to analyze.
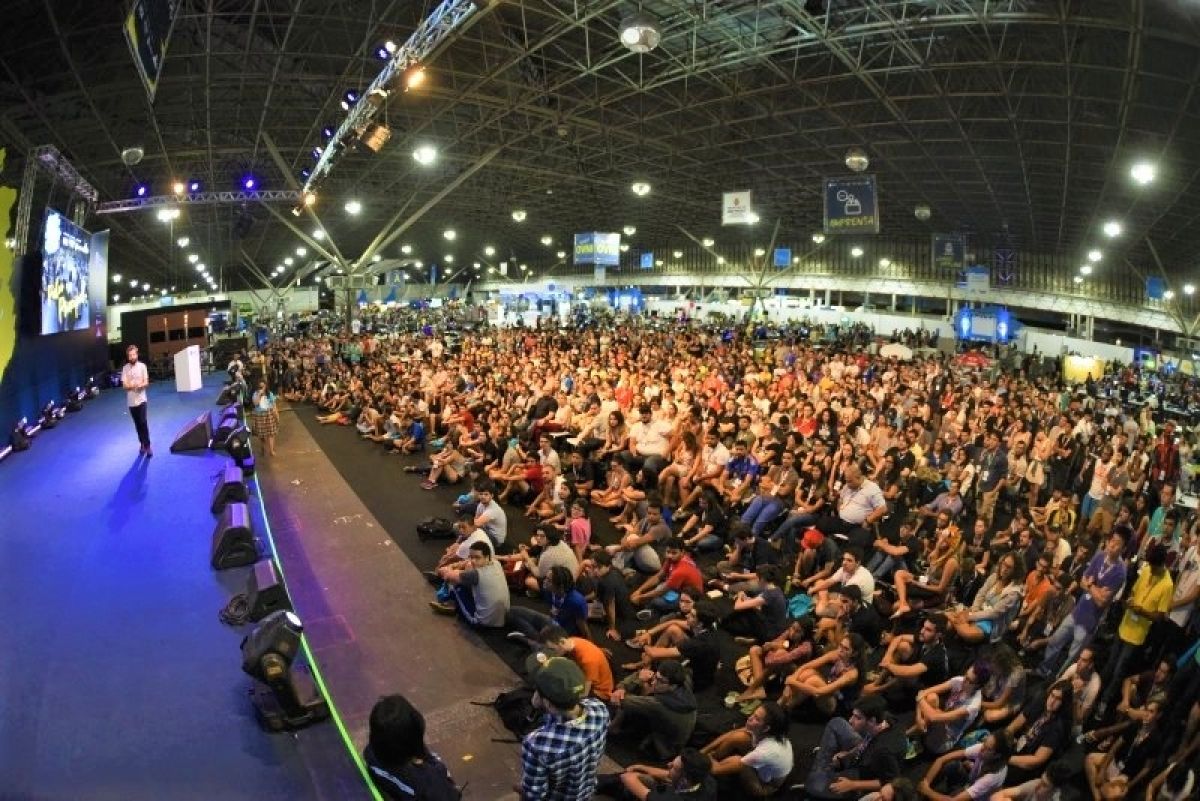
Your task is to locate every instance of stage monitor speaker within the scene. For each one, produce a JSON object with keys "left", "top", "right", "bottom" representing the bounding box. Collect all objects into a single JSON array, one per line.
[
  {"left": 212, "top": 503, "right": 257, "bottom": 569},
  {"left": 211, "top": 464, "right": 249, "bottom": 513},
  {"left": 171, "top": 411, "right": 214, "bottom": 453},
  {"left": 213, "top": 411, "right": 242, "bottom": 444},
  {"left": 246, "top": 559, "right": 291, "bottom": 622}
]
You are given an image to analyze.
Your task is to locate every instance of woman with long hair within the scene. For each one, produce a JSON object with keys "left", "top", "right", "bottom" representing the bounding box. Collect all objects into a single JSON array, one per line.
[
  {"left": 777, "top": 633, "right": 867, "bottom": 716},
  {"left": 250, "top": 378, "right": 280, "bottom": 457},
  {"left": 365, "top": 694, "right": 460, "bottom": 800}
]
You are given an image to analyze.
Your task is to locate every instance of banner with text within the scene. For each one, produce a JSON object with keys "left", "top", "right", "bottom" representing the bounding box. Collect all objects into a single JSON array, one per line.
[
  {"left": 640, "top": 251, "right": 654, "bottom": 270},
  {"left": 823, "top": 175, "right": 879, "bottom": 234},
  {"left": 932, "top": 234, "right": 966, "bottom": 273},
  {"left": 722, "top": 190, "right": 754, "bottom": 225},
  {"left": 773, "top": 248, "right": 791, "bottom": 268},
  {"left": 574, "top": 232, "right": 621, "bottom": 267},
  {"left": 124, "top": 0, "right": 181, "bottom": 103}
]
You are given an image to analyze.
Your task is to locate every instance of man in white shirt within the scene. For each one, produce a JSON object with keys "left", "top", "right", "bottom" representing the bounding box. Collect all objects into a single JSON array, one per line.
[
  {"left": 626, "top": 404, "right": 672, "bottom": 474},
  {"left": 121, "top": 344, "right": 152, "bottom": 456}
]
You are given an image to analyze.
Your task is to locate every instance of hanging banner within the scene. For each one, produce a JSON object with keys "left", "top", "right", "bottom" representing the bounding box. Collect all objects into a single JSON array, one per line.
[
  {"left": 499, "top": 261, "right": 508, "bottom": 277},
  {"left": 964, "top": 265, "right": 990, "bottom": 293},
  {"left": 722, "top": 190, "right": 754, "bottom": 225},
  {"left": 124, "top": 0, "right": 181, "bottom": 103},
  {"left": 773, "top": 248, "right": 791, "bottom": 268},
  {"left": 574, "top": 232, "right": 621, "bottom": 266},
  {"left": 1146, "top": 277, "right": 1166, "bottom": 300},
  {"left": 932, "top": 234, "right": 966, "bottom": 273},
  {"left": 594, "top": 266, "right": 606, "bottom": 283},
  {"left": 640, "top": 251, "right": 654, "bottom": 270},
  {"left": 823, "top": 175, "right": 879, "bottom": 234}
]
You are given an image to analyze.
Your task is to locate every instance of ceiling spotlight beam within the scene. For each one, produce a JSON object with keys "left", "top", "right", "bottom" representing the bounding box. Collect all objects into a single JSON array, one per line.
[
  {"left": 95, "top": 190, "right": 302, "bottom": 215},
  {"left": 302, "top": 0, "right": 494, "bottom": 194}
]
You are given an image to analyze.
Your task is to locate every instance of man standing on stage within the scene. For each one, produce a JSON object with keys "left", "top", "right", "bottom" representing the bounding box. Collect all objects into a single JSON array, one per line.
[{"left": 122, "top": 344, "right": 152, "bottom": 456}]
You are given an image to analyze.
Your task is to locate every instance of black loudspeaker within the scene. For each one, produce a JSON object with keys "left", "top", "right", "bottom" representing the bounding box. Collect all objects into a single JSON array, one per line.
[
  {"left": 211, "top": 464, "right": 249, "bottom": 513},
  {"left": 213, "top": 408, "right": 242, "bottom": 443},
  {"left": 246, "top": 559, "right": 291, "bottom": 622},
  {"left": 171, "top": 411, "right": 214, "bottom": 453},
  {"left": 211, "top": 503, "right": 257, "bottom": 569}
]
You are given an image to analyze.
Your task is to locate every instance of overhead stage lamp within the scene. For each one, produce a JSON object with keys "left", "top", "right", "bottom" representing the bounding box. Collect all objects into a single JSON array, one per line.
[
  {"left": 313, "top": 229, "right": 326, "bottom": 240},
  {"left": 172, "top": 181, "right": 186, "bottom": 195},
  {"left": 1187, "top": 284, "right": 1197, "bottom": 296},
  {"left": 812, "top": 233, "right": 825, "bottom": 244},
  {"left": 914, "top": 204, "right": 931, "bottom": 222},
  {"left": 850, "top": 246, "right": 864, "bottom": 258},
  {"left": 1130, "top": 161, "right": 1157, "bottom": 186},
  {"left": 400, "top": 243, "right": 412, "bottom": 254},
  {"left": 483, "top": 245, "right": 495, "bottom": 257},
  {"left": 540, "top": 235, "right": 553, "bottom": 246},
  {"left": 360, "top": 122, "right": 392, "bottom": 152},
  {"left": 1080, "top": 264, "right": 1093, "bottom": 276},
  {"left": 242, "top": 176, "right": 257, "bottom": 190},
  {"left": 189, "top": 180, "right": 202, "bottom": 193},
  {"left": 630, "top": 181, "right": 651, "bottom": 197},
  {"left": 1073, "top": 275, "right": 1084, "bottom": 284},
  {"left": 1102, "top": 220, "right": 1123, "bottom": 238},
  {"left": 701, "top": 237, "right": 715, "bottom": 247},
  {"left": 512, "top": 209, "right": 527, "bottom": 223},
  {"left": 240, "top": 610, "right": 329, "bottom": 731},
  {"left": 404, "top": 66, "right": 427, "bottom": 91},
  {"left": 623, "top": 226, "right": 636, "bottom": 236},
  {"left": 619, "top": 11, "right": 662, "bottom": 53},
  {"left": 134, "top": 183, "right": 149, "bottom": 198}
]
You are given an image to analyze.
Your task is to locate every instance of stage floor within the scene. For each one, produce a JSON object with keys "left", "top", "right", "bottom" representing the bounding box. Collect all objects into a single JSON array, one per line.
[{"left": 0, "top": 375, "right": 367, "bottom": 801}]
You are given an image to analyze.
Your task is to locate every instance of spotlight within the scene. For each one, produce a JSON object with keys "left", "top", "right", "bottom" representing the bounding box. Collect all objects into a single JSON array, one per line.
[
  {"left": 556, "top": 250, "right": 566, "bottom": 259},
  {"left": 344, "top": 200, "right": 362, "bottom": 215},
  {"left": 444, "top": 255, "right": 455, "bottom": 263},
  {"left": 177, "top": 236, "right": 190, "bottom": 247},
  {"left": 1087, "top": 249, "right": 1102, "bottom": 262},
  {"left": 701, "top": 238, "right": 715, "bottom": 247},
  {"left": 1102, "top": 220, "right": 1123, "bottom": 238},
  {"left": 322, "top": 126, "right": 334, "bottom": 139},
  {"left": 360, "top": 122, "right": 392, "bottom": 152},
  {"left": 412, "top": 145, "right": 437, "bottom": 165},
  {"left": 313, "top": 146, "right": 324, "bottom": 159},
  {"left": 404, "top": 66, "right": 427, "bottom": 90},
  {"left": 673, "top": 250, "right": 683, "bottom": 259},
  {"left": 630, "top": 181, "right": 651, "bottom": 197},
  {"left": 1165, "top": 289, "right": 1176, "bottom": 300},
  {"left": 754, "top": 248, "right": 766, "bottom": 257},
  {"left": 189, "top": 180, "right": 202, "bottom": 193},
  {"left": 172, "top": 181, "right": 185, "bottom": 195},
  {"left": 156, "top": 208, "right": 180, "bottom": 222},
  {"left": 1130, "top": 161, "right": 1157, "bottom": 186},
  {"left": 284, "top": 258, "right": 294, "bottom": 266},
  {"left": 812, "top": 233, "right": 826, "bottom": 244},
  {"left": 240, "top": 610, "right": 330, "bottom": 731},
  {"left": 623, "top": 226, "right": 636, "bottom": 236},
  {"left": 375, "top": 46, "right": 390, "bottom": 60},
  {"left": 188, "top": 254, "right": 199, "bottom": 263},
  {"left": 618, "top": 11, "right": 662, "bottom": 53},
  {"left": 242, "top": 176, "right": 257, "bottom": 190},
  {"left": 296, "top": 247, "right": 307, "bottom": 256},
  {"left": 619, "top": 244, "right": 629, "bottom": 252},
  {"left": 384, "top": 40, "right": 397, "bottom": 54},
  {"left": 344, "top": 89, "right": 360, "bottom": 105},
  {"left": 540, "top": 235, "right": 553, "bottom": 246},
  {"left": 1081, "top": 264, "right": 1093, "bottom": 276},
  {"left": 134, "top": 184, "right": 149, "bottom": 198},
  {"left": 879, "top": 258, "right": 891, "bottom": 268},
  {"left": 748, "top": 213, "right": 760, "bottom": 224},
  {"left": 914, "top": 204, "right": 932, "bottom": 222},
  {"left": 400, "top": 244, "right": 412, "bottom": 254},
  {"left": 1073, "top": 275, "right": 1084, "bottom": 284},
  {"left": 851, "top": 246, "right": 864, "bottom": 257},
  {"left": 1187, "top": 284, "right": 1197, "bottom": 296},
  {"left": 300, "top": 169, "right": 311, "bottom": 179},
  {"left": 443, "top": 229, "right": 457, "bottom": 241},
  {"left": 483, "top": 245, "right": 495, "bottom": 257},
  {"left": 512, "top": 209, "right": 527, "bottom": 223},
  {"left": 312, "top": 229, "right": 325, "bottom": 240},
  {"left": 129, "top": 277, "right": 138, "bottom": 285}
]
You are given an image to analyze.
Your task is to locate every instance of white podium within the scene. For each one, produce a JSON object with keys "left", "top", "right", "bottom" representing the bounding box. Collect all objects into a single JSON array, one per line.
[{"left": 174, "top": 345, "right": 202, "bottom": 392}]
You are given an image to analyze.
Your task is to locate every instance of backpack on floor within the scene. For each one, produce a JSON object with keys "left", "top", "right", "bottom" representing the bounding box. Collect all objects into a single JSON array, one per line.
[
  {"left": 472, "top": 685, "right": 540, "bottom": 739},
  {"left": 416, "top": 517, "right": 456, "bottom": 541}
]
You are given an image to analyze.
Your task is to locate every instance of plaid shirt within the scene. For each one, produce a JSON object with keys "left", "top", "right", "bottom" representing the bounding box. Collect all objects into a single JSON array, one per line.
[{"left": 520, "top": 697, "right": 609, "bottom": 801}]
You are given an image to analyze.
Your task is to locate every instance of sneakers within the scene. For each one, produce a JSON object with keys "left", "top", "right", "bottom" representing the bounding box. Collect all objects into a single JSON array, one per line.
[
  {"left": 428, "top": 600, "right": 457, "bottom": 616},
  {"left": 635, "top": 608, "right": 654, "bottom": 622}
]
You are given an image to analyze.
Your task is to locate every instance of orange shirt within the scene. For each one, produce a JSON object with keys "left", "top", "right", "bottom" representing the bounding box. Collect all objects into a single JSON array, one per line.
[{"left": 570, "top": 637, "right": 614, "bottom": 700}]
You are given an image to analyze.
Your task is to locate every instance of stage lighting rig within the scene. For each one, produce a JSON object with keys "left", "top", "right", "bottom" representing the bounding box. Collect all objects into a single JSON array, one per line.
[{"left": 240, "top": 611, "right": 329, "bottom": 731}]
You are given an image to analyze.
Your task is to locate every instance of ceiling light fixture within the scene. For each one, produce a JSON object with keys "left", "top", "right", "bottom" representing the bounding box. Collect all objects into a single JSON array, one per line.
[
  {"left": 296, "top": 247, "right": 307, "bottom": 256},
  {"left": 312, "top": 229, "right": 325, "bottom": 240},
  {"left": 1130, "top": 161, "right": 1157, "bottom": 186},
  {"left": 483, "top": 245, "right": 495, "bottom": 257},
  {"left": 512, "top": 209, "right": 527, "bottom": 223},
  {"left": 172, "top": 181, "right": 185, "bottom": 195},
  {"left": 812, "top": 233, "right": 826, "bottom": 244},
  {"left": 851, "top": 246, "right": 864, "bottom": 257},
  {"left": 176, "top": 236, "right": 190, "bottom": 247},
  {"left": 1081, "top": 264, "right": 1093, "bottom": 276},
  {"left": 701, "top": 237, "right": 715, "bottom": 247},
  {"left": 344, "top": 199, "right": 363, "bottom": 215},
  {"left": 1187, "top": 284, "right": 1197, "bottom": 296},
  {"left": 187, "top": 254, "right": 199, "bottom": 263},
  {"left": 879, "top": 258, "right": 891, "bottom": 268},
  {"left": 618, "top": 11, "right": 662, "bottom": 53},
  {"left": 630, "top": 181, "right": 651, "bottom": 196},
  {"left": 443, "top": 229, "right": 456, "bottom": 241},
  {"left": 623, "top": 225, "right": 636, "bottom": 236},
  {"left": 412, "top": 145, "right": 437, "bottom": 165},
  {"left": 1087, "top": 249, "right": 1102, "bottom": 262},
  {"left": 844, "top": 147, "right": 870, "bottom": 172},
  {"left": 540, "top": 235, "right": 553, "bottom": 246},
  {"left": 1102, "top": 220, "right": 1123, "bottom": 238}
]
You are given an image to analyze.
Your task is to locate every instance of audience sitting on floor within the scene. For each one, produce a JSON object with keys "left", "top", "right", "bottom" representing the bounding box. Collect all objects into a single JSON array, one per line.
[{"left": 275, "top": 310, "right": 1200, "bottom": 799}]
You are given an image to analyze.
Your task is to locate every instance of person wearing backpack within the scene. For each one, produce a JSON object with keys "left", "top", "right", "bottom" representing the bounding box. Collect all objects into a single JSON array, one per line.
[{"left": 364, "top": 694, "right": 460, "bottom": 800}]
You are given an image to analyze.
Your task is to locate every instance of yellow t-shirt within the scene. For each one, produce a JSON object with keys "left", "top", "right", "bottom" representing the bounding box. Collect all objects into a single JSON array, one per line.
[{"left": 1118, "top": 564, "right": 1174, "bottom": 645}]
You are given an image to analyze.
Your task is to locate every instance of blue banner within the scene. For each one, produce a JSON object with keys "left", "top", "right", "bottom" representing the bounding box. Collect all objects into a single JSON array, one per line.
[
  {"left": 384, "top": 286, "right": 398, "bottom": 303},
  {"left": 1147, "top": 277, "right": 1166, "bottom": 300},
  {"left": 356, "top": 289, "right": 369, "bottom": 306},
  {"left": 823, "top": 175, "right": 879, "bottom": 234},
  {"left": 932, "top": 234, "right": 965, "bottom": 273},
  {"left": 773, "top": 248, "right": 791, "bottom": 268},
  {"left": 574, "top": 232, "right": 621, "bottom": 266},
  {"left": 640, "top": 251, "right": 654, "bottom": 270}
]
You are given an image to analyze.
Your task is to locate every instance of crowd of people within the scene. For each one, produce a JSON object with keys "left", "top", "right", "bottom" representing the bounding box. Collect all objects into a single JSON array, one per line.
[{"left": 260, "top": 309, "right": 1200, "bottom": 800}]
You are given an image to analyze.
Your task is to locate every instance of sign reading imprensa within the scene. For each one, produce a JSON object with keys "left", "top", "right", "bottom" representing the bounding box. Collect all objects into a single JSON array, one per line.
[
  {"left": 823, "top": 175, "right": 879, "bottom": 234},
  {"left": 574, "top": 233, "right": 621, "bottom": 267},
  {"left": 722, "top": 191, "right": 754, "bottom": 225}
]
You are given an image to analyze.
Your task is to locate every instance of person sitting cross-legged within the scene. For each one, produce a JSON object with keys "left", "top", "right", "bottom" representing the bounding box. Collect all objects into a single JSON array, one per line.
[
  {"left": 609, "top": 659, "right": 698, "bottom": 761},
  {"left": 700, "top": 701, "right": 794, "bottom": 798},
  {"left": 629, "top": 537, "right": 704, "bottom": 619},
  {"left": 799, "top": 694, "right": 907, "bottom": 800},
  {"left": 623, "top": 600, "right": 721, "bottom": 693},
  {"left": 428, "top": 539, "right": 511, "bottom": 628},
  {"left": 917, "top": 730, "right": 1013, "bottom": 801}
]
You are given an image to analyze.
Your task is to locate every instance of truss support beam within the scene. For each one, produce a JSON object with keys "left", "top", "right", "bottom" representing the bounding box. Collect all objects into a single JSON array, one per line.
[
  {"left": 302, "top": 0, "right": 490, "bottom": 195},
  {"left": 95, "top": 190, "right": 302, "bottom": 214}
]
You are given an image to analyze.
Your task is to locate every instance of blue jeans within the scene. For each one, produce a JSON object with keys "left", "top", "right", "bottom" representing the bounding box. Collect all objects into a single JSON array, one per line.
[
  {"left": 866, "top": 552, "right": 898, "bottom": 580},
  {"left": 690, "top": 533, "right": 724, "bottom": 553},
  {"left": 1080, "top": 494, "right": 1101, "bottom": 526},
  {"left": 771, "top": 511, "right": 819, "bottom": 546},
  {"left": 805, "top": 717, "right": 862, "bottom": 800},
  {"left": 1038, "top": 615, "right": 1092, "bottom": 677},
  {"left": 507, "top": 606, "right": 553, "bottom": 639},
  {"left": 741, "top": 496, "right": 786, "bottom": 535}
]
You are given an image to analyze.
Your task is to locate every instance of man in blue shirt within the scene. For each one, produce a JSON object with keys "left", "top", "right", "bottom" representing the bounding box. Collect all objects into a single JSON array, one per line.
[{"left": 1035, "top": 530, "right": 1127, "bottom": 678}]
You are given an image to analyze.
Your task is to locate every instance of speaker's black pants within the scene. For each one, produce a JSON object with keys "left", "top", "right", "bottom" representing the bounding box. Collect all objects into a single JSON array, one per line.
[{"left": 130, "top": 402, "right": 150, "bottom": 448}]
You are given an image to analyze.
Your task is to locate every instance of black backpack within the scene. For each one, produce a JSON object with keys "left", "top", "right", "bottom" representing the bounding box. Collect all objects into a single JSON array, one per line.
[
  {"left": 416, "top": 517, "right": 456, "bottom": 541},
  {"left": 473, "top": 685, "right": 540, "bottom": 738}
]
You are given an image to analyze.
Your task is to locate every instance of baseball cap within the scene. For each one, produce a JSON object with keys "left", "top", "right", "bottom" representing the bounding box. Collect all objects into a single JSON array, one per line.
[
  {"left": 801, "top": 528, "right": 825, "bottom": 550},
  {"left": 530, "top": 656, "right": 586, "bottom": 707}
]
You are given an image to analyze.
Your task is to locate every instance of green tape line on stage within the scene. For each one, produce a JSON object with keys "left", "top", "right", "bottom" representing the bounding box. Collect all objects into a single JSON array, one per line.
[{"left": 248, "top": 451, "right": 385, "bottom": 801}]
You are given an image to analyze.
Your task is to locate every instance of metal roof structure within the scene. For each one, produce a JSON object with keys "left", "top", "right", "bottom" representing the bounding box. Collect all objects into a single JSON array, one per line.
[{"left": 3, "top": 0, "right": 1200, "bottom": 301}]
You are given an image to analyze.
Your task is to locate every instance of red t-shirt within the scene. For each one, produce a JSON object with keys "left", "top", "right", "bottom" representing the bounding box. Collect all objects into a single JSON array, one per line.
[{"left": 664, "top": 555, "right": 703, "bottom": 594}]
